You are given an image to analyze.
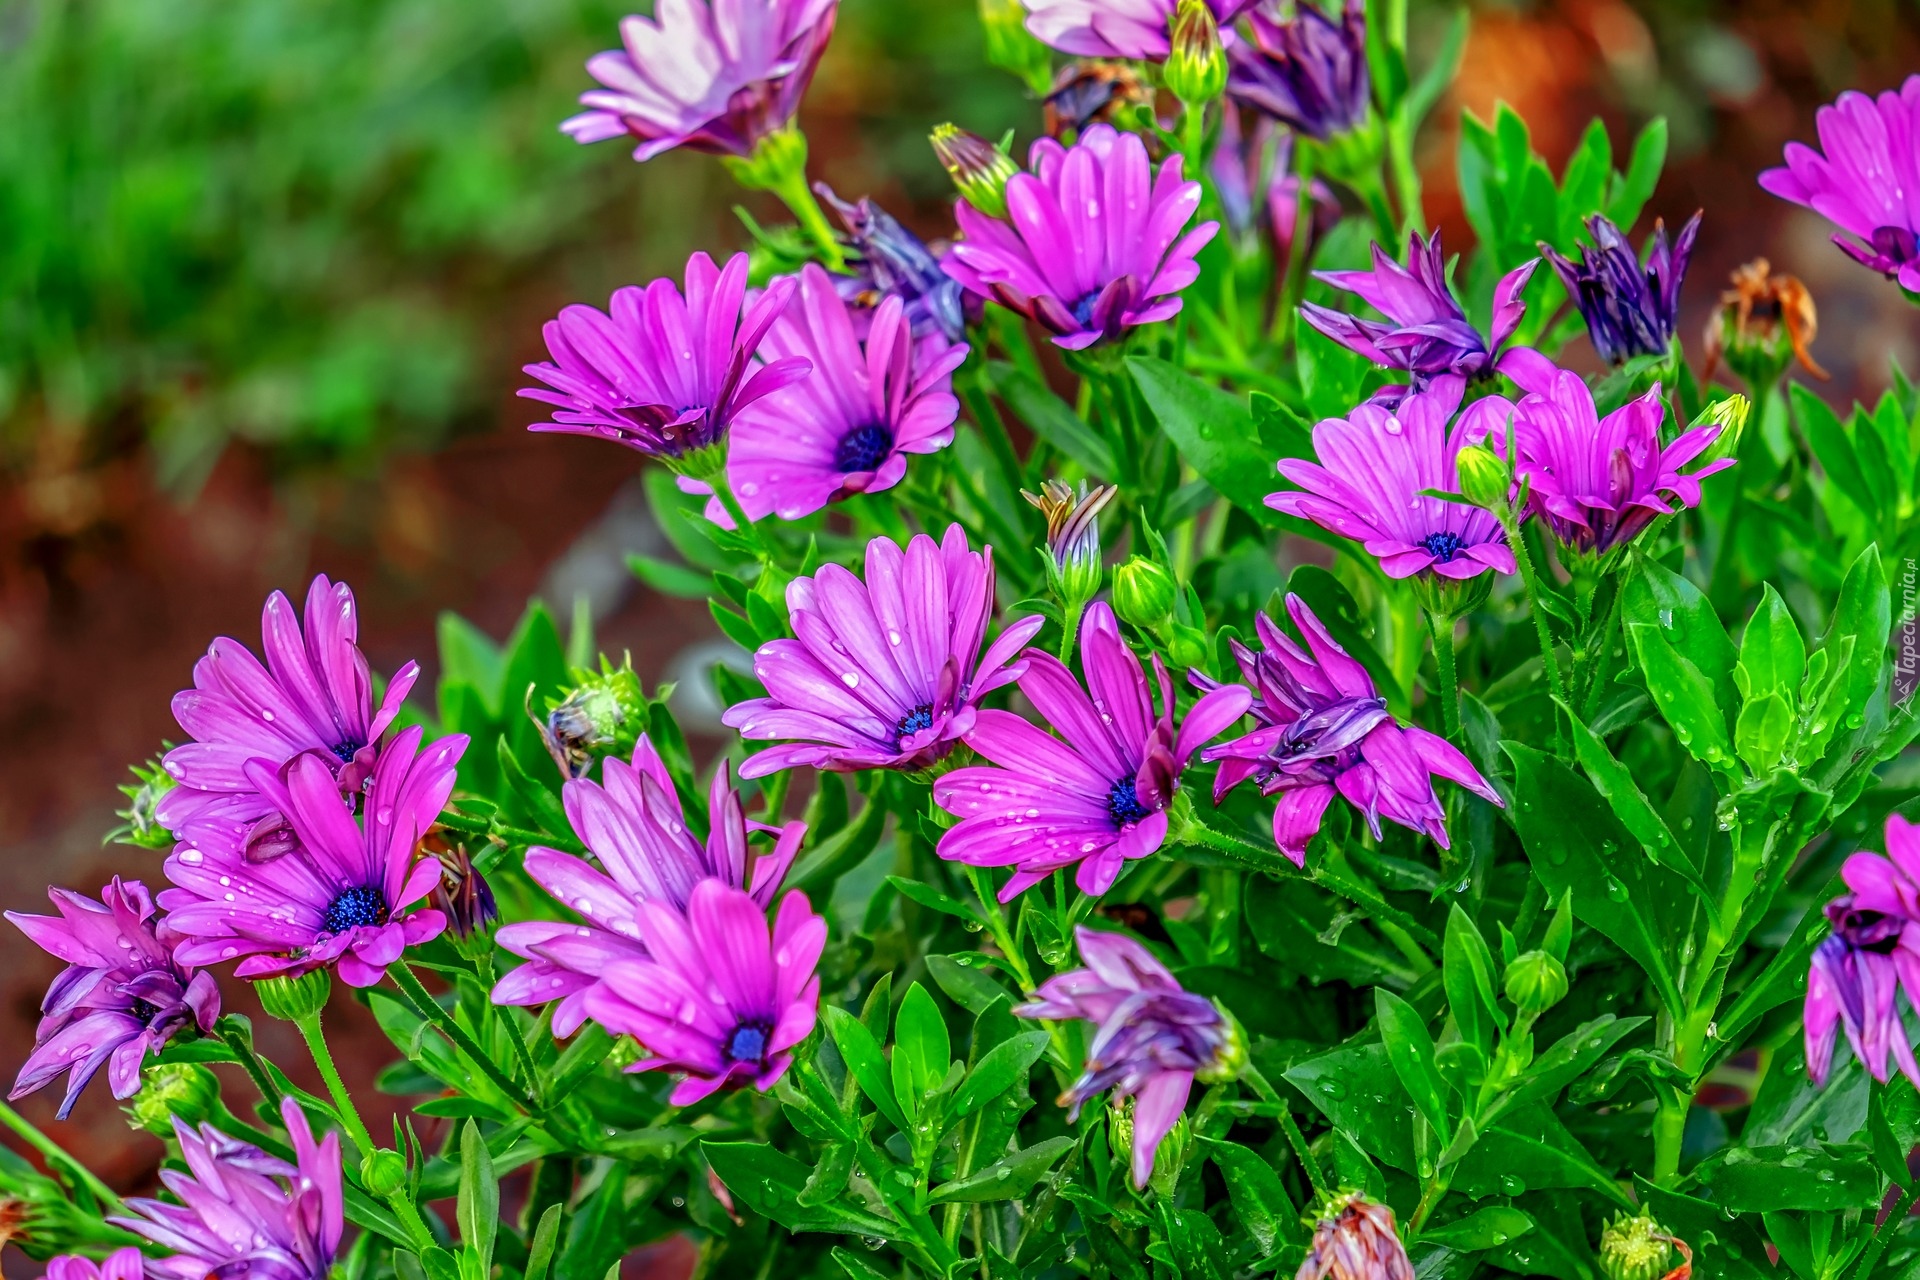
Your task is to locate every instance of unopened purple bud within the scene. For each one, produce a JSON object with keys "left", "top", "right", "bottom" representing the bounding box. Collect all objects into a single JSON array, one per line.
[{"left": 932, "top": 124, "right": 1021, "bottom": 221}]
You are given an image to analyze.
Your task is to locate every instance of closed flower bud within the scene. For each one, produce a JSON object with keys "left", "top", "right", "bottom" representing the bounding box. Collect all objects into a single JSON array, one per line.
[
  {"left": 1702, "top": 258, "right": 1828, "bottom": 388},
  {"left": 1024, "top": 480, "right": 1116, "bottom": 609},
  {"left": 1454, "top": 443, "right": 1512, "bottom": 513},
  {"left": 360, "top": 1149, "right": 409, "bottom": 1198},
  {"left": 1599, "top": 1212, "right": 1680, "bottom": 1280},
  {"left": 1112, "top": 557, "right": 1178, "bottom": 629},
  {"left": 1165, "top": 0, "right": 1227, "bottom": 104},
  {"left": 931, "top": 124, "right": 1021, "bottom": 221},
  {"left": 1167, "top": 623, "right": 1212, "bottom": 670},
  {"left": 1692, "top": 394, "right": 1750, "bottom": 471},
  {"left": 126, "top": 1063, "right": 219, "bottom": 1136},
  {"left": 1299, "top": 1191, "right": 1416, "bottom": 1280},
  {"left": 1504, "top": 949, "right": 1569, "bottom": 1018},
  {"left": 978, "top": 0, "right": 1053, "bottom": 95},
  {"left": 255, "top": 969, "right": 333, "bottom": 1023}
]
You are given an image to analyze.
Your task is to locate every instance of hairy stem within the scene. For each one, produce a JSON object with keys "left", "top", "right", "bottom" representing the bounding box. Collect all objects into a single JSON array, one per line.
[
  {"left": 293, "top": 1012, "right": 377, "bottom": 1159},
  {"left": 1241, "top": 1064, "right": 1328, "bottom": 1200},
  {"left": 1426, "top": 608, "right": 1462, "bottom": 741}
]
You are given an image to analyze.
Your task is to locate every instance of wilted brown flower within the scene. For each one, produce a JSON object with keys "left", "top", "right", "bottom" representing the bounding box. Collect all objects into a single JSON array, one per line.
[
  {"left": 1044, "top": 61, "right": 1153, "bottom": 138},
  {"left": 1296, "top": 1192, "right": 1416, "bottom": 1280},
  {"left": 1703, "top": 258, "right": 1828, "bottom": 384}
]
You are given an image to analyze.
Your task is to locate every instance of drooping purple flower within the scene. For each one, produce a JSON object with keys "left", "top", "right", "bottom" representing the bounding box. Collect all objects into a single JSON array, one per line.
[
  {"left": 819, "top": 186, "right": 972, "bottom": 343},
  {"left": 1297, "top": 1192, "right": 1418, "bottom": 1280},
  {"left": 698, "top": 264, "right": 968, "bottom": 522},
  {"left": 1227, "top": 0, "right": 1370, "bottom": 142},
  {"left": 1541, "top": 213, "right": 1702, "bottom": 366},
  {"left": 7, "top": 878, "right": 220, "bottom": 1118},
  {"left": 1016, "top": 927, "right": 1238, "bottom": 1188},
  {"left": 520, "top": 253, "right": 809, "bottom": 470},
  {"left": 942, "top": 125, "right": 1220, "bottom": 351},
  {"left": 156, "top": 576, "right": 420, "bottom": 852},
  {"left": 723, "top": 525, "right": 1044, "bottom": 776},
  {"left": 491, "top": 738, "right": 806, "bottom": 1035},
  {"left": 583, "top": 880, "right": 827, "bottom": 1105},
  {"left": 1501, "top": 363, "right": 1733, "bottom": 556},
  {"left": 934, "top": 603, "right": 1251, "bottom": 901},
  {"left": 43, "top": 1250, "right": 146, "bottom": 1280},
  {"left": 113, "top": 1097, "right": 343, "bottom": 1280},
  {"left": 1808, "top": 814, "right": 1920, "bottom": 1087},
  {"left": 1195, "top": 595, "right": 1501, "bottom": 865},
  {"left": 1267, "top": 376, "right": 1517, "bottom": 580},
  {"left": 1021, "top": 0, "right": 1258, "bottom": 61},
  {"left": 561, "top": 0, "right": 839, "bottom": 162},
  {"left": 1760, "top": 75, "right": 1920, "bottom": 292},
  {"left": 160, "top": 726, "right": 466, "bottom": 988},
  {"left": 1300, "top": 233, "right": 1540, "bottom": 400}
]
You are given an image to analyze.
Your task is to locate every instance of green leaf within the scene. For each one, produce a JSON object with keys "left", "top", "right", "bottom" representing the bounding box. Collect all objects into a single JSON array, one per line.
[
  {"left": 887, "top": 876, "right": 981, "bottom": 926},
  {"left": 1691, "top": 1144, "right": 1880, "bottom": 1211},
  {"left": 1128, "top": 355, "right": 1281, "bottom": 527},
  {"left": 626, "top": 553, "right": 712, "bottom": 599},
  {"left": 702, "top": 1141, "right": 899, "bottom": 1237},
  {"left": 1735, "top": 692, "right": 1794, "bottom": 772},
  {"left": 1504, "top": 1015, "right": 1648, "bottom": 1111},
  {"left": 1628, "top": 622, "right": 1738, "bottom": 775},
  {"left": 1870, "top": 1081, "right": 1913, "bottom": 1188},
  {"left": 1623, "top": 553, "right": 1737, "bottom": 698},
  {"left": 1374, "top": 989, "right": 1448, "bottom": 1135},
  {"left": 952, "top": 1031, "right": 1047, "bottom": 1118},
  {"left": 925, "top": 953, "right": 1014, "bottom": 1016},
  {"left": 1443, "top": 904, "right": 1504, "bottom": 1054},
  {"left": 988, "top": 360, "right": 1116, "bottom": 477},
  {"left": 1635, "top": 1180, "right": 1775, "bottom": 1280},
  {"left": 822, "top": 1004, "right": 906, "bottom": 1131},
  {"left": 796, "top": 1142, "right": 855, "bottom": 1207},
  {"left": 927, "top": 1135, "right": 1073, "bottom": 1204},
  {"left": 1604, "top": 117, "right": 1668, "bottom": 228},
  {"left": 1796, "top": 383, "right": 1877, "bottom": 520},
  {"left": 1453, "top": 1106, "right": 1634, "bottom": 1208},
  {"left": 1286, "top": 1039, "right": 1415, "bottom": 1172},
  {"left": 524, "top": 1205, "right": 562, "bottom": 1280},
  {"left": 1204, "top": 1139, "right": 1302, "bottom": 1256},
  {"left": 437, "top": 612, "right": 506, "bottom": 715},
  {"left": 1735, "top": 584, "right": 1807, "bottom": 703},
  {"left": 1418, "top": 1206, "right": 1534, "bottom": 1253},
  {"left": 890, "top": 982, "right": 953, "bottom": 1121},
  {"left": 1815, "top": 545, "right": 1891, "bottom": 760},
  {"left": 828, "top": 1248, "right": 898, "bottom": 1280},
  {"left": 457, "top": 1120, "right": 498, "bottom": 1272},
  {"left": 1566, "top": 713, "right": 1711, "bottom": 899}
]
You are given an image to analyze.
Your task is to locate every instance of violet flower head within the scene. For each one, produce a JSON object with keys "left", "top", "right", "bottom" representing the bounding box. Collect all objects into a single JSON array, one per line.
[
  {"left": 1268, "top": 376, "right": 1517, "bottom": 580},
  {"left": 584, "top": 881, "right": 827, "bottom": 1105},
  {"left": 1016, "top": 927, "right": 1239, "bottom": 1188},
  {"left": 157, "top": 575, "right": 419, "bottom": 852},
  {"left": 819, "top": 186, "right": 971, "bottom": 343},
  {"left": 44, "top": 1250, "right": 145, "bottom": 1280},
  {"left": 561, "top": 0, "right": 838, "bottom": 162},
  {"left": 160, "top": 726, "right": 466, "bottom": 988},
  {"left": 1502, "top": 363, "right": 1733, "bottom": 556},
  {"left": 934, "top": 603, "right": 1251, "bottom": 901},
  {"left": 724, "top": 525, "right": 1044, "bottom": 776},
  {"left": 1541, "top": 213, "right": 1702, "bottom": 366},
  {"left": 521, "top": 252, "right": 810, "bottom": 472},
  {"left": 492, "top": 738, "right": 806, "bottom": 1035},
  {"left": 704, "top": 263, "right": 968, "bottom": 522},
  {"left": 943, "top": 125, "right": 1219, "bottom": 350},
  {"left": 1297, "top": 1192, "right": 1417, "bottom": 1280},
  {"left": 8, "top": 878, "right": 220, "bottom": 1118},
  {"left": 1807, "top": 814, "right": 1920, "bottom": 1087},
  {"left": 1021, "top": 0, "right": 1258, "bottom": 62},
  {"left": 1301, "top": 232, "right": 1539, "bottom": 398},
  {"left": 113, "top": 1097, "right": 343, "bottom": 1280},
  {"left": 1227, "top": 0, "right": 1370, "bottom": 142},
  {"left": 1196, "top": 595, "right": 1501, "bottom": 865},
  {"left": 1760, "top": 75, "right": 1920, "bottom": 291}
]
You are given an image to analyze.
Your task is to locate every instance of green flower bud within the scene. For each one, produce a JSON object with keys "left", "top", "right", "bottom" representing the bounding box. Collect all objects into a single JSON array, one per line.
[
  {"left": 719, "top": 124, "right": 810, "bottom": 195},
  {"left": 1692, "top": 393, "right": 1750, "bottom": 470},
  {"left": 256, "top": 969, "right": 333, "bottom": 1023},
  {"left": 535, "top": 656, "right": 651, "bottom": 779},
  {"left": 1503, "top": 949, "right": 1570, "bottom": 1019},
  {"left": 111, "top": 756, "right": 178, "bottom": 851},
  {"left": 1165, "top": 0, "right": 1227, "bottom": 104},
  {"left": 1107, "top": 1095, "right": 1133, "bottom": 1167},
  {"left": 1454, "top": 443, "right": 1512, "bottom": 513},
  {"left": 361, "top": 1149, "right": 410, "bottom": 1198},
  {"left": 932, "top": 124, "right": 1022, "bottom": 222},
  {"left": 1193, "top": 1003, "right": 1247, "bottom": 1085},
  {"left": 1167, "top": 623, "right": 1211, "bottom": 671},
  {"left": 1599, "top": 1212, "right": 1676, "bottom": 1280},
  {"left": 126, "top": 1062, "right": 220, "bottom": 1136},
  {"left": 1111, "top": 557, "right": 1177, "bottom": 629},
  {"left": 978, "top": 0, "right": 1053, "bottom": 96}
]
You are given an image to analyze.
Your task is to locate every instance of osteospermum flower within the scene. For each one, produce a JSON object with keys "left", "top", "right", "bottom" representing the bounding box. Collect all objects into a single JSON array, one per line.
[
  {"left": 113, "top": 1097, "right": 343, "bottom": 1280},
  {"left": 1301, "top": 233, "right": 1539, "bottom": 402},
  {"left": 584, "top": 880, "right": 826, "bottom": 1104},
  {"left": 1807, "top": 814, "right": 1920, "bottom": 1087},
  {"left": 934, "top": 603, "right": 1251, "bottom": 900},
  {"left": 1015, "top": 928, "right": 1240, "bottom": 1188},
  {"left": 561, "top": 0, "right": 838, "bottom": 162},
  {"left": 157, "top": 575, "right": 419, "bottom": 851},
  {"left": 1297, "top": 1192, "right": 1417, "bottom": 1280},
  {"left": 1267, "top": 375, "right": 1516, "bottom": 580},
  {"left": 1541, "top": 213, "right": 1701, "bottom": 366},
  {"left": 8, "top": 878, "right": 220, "bottom": 1118},
  {"left": 1195, "top": 595, "right": 1501, "bottom": 864},
  {"left": 43, "top": 1251, "right": 146, "bottom": 1280},
  {"left": 521, "top": 253, "right": 809, "bottom": 473},
  {"left": 1021, "top": 0, "right": 1258, "bottom": 61},
  {"left": 492, "top": 738, "right": 806, "bottom": 1035},
  {"left": 1227, "top": 0, "right": 1370, "bottom": 142},
  {"left": 942, "top": 125, "right": 1219, "bottom": 350},
  {"left": 724, "top": 525, "right": 1044, "bottom": 775},
  {"left": 1760, "top": 75, "right": 1920, "bottom": 292},
  {"left": 160, "top": 726, "right": 466, "bottom": 988},
  {"left": 704, "top": 264, "right": 968, "bottom": 522}
]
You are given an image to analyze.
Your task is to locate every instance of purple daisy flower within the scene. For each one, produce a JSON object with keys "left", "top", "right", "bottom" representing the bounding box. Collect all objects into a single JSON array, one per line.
[
  {"left": 724, "top": 525, "right": 1044, "bottom": 776},
  {"left": 157, "top": 575, "right": 420, "bottom": 852},
  {"left": 44, "top": 1250, "right": 146, "bottom": 1280},
  {"left": 819, "top": 186, "right": 972, "bottom": 344},
  {"left": 561, "top": 0, "right": 838, "bottom": 162},
  {"left": 7, "top": 878, "right": 220, "bottom": 1118},
  {"left": 1501, "top": 363, "right": 1733, "bottom": 557},
  {"left": 1541, "top": 213, "right": 1702, "bottom": 366},
  {"left": 1227, "top": 0, "right": 1370, "bottom": 142},
  {"left": 1760, "top": 75, "right": 1920, "bottom": 291},
  {"left": 583, "top": 880, "right": 827, "bottom": 1105},
  {"left": 1806, "top": 815, "right": 1920, "bottom": 1086},
  {"left": 520, "top": 252, "right": 810, "bottom": 470},
  {"left": 1195, "top": 595, "right": 1501, "bottom": 865},
  {"left": 934, "top": 603, "right": 1251, "bottom": 901},
  {"left": 160, "top": 726, "right": 466, "bottom": 988},
  {"left": 113, "top": 1097, "right": 343, "bottom": 1280},
  {"left": 1300, "top": 232, "right": 1540, "bottom": 401},
  {"left": 1267, "top": 375, "right": 1517, "bottom": 580},
  {"left": 491, "top": 737, "right": 806, "bottom": 1036},
  {"left": 942, "top": 124, "right": 1220, "bottom": 351},
  {"left": 1021, "top": 0, "right": 1259, "bottom": 61},
  {"left": 1015, "top": 927, "right": 1238, "bottom": 1188},
  {"left": 700, "top": 264, "right": 969, "bottom": 522}
]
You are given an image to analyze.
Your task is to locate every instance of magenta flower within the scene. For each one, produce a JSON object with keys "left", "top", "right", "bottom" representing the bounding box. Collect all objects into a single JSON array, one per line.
[
  {"left": 561, "top": 0, "right": 838, "bottom": 162},
  {"left": 1267, "top": 375, "right": 1516, "bottom": 580},
  {"left": 583, "top": 880, "right": 827, "bottom": 1105},
  {"left": 521, "top": 253, "right": 809, "bottom": 470},
  {"left": 942, "top": 125, "right": 1219, "bottom": 350},
  {"left": 1227, "top": 0, "right": 1370, "bottom": 142},
  {"left": 157, "top": 575, "right": 419, "bottom": 851},
  {"left": 8, "top": 878, "right": 219, "bottom": 1118},
  {"left": 1807, "top": 814, "right": 1920, "bottom": 1087},
  {"left": 1016, "top": 927, "right": 1238, "bottom": 1188},
  {"left": 1502, "top": 363, "right": 1732, "bottom": 557},
  {"left": 934, "top": 603, "right": 1251, "bottom": 901},
  {"left": 1021, "top": 0, "right": 1258, "bottom": 61},
  {"left": 44, "top": 1251, "right": 145, "bottom": 1280},
  {"left": 723, "top": 525, "right": 1044, "bottom": 776},
  {"left": 491, "top": 738, "right": 806, "bottom": 1036},
  {"left": 113, "top": 1097, "right": 343, "bottom": 1280},
  {"left": 1195, "top": 595, "right": 1501, "bottom": 865},
  {"left": 700, "top": 264, "right": 968, "bottom": 522},
  {"left": 1301, "top": 232, "right": 1539, "bottom": 401},
  {"left": 1760, "top": 75, "right": 1920, "bottom": 291},
  {"left": 160, "top": 726, "right": 466, "bottom": 988}
]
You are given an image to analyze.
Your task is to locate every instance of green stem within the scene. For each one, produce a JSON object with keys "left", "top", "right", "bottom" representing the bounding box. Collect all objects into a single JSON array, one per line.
[
  {"left": 1180, "top": 98, "right": 1207, "bottom": 177},
  {"left": 1650, "top": 1087, "right": 1689, "bottom": 1189},
  {"left": 0, "top": 1099, "right": 125, "bottom": 1212},
  {"left": 1853, "top": 1181, "right": 1920, "bottom": 1280},
  {"left": 1501, "top": 512, "right": 1568, "bottom": 719},
  {"left": 1272, "top": 143, "right": 1320, "bottom": 346},
  {"left": 435, "top": 809, "right": 579, "bottom": 854},
  {"left": 1241, "top": 1065, "right": 1328, "bottom": 1199},
  {"left": 216, "top": 1014, "right": 286, "bottom": 1109},
  {"left": 1346, "top": 166, "right": 1399, "bottom": 247},
  {"left": 389, "top": 962, "right": 536, "bottom": 1109},
  {"left": 767, "top": 166, "right": 847, "bottom": 272},
  {"left": 294, "top": 1013, "right": 377, "bottom": 1159},
  {"left": 1409, "top": 1170, "right": 1455, "bottom": 1234},
  {"left": 710, "top": 467, "right": 778, "bottom": 566},
  {"left": 1058, "top": 598, "right": 1086, "bottom": 664},
  {"left": 1426, "top": 609, "right": 1461, "bottom": 741}
]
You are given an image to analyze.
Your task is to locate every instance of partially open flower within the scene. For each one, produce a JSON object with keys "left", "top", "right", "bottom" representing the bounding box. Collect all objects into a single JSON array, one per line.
[
  {"left": 1227, "top": 0, "right": 1370, "bottom": 143},
  {"left": 1026, "top": 479, "right": 1118, "bottom": 606},
  {"left": 1703, "top": 258, "right": 1829, "bottom": 385},
  {"left": 931, "top": 125, "right": 1022, "bottom": 222},
  {"left": 1540, "top": 212, "right": 1701, "bottom": 366}
]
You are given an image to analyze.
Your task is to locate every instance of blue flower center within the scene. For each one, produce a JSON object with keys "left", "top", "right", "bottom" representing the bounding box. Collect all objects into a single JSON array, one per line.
[
  {"left": 330, "top": 741, "right": 361, "bottom": 764},
  {"left": 323, "top": 885, "right": 390, "bottom": 933},
  {"left": 1420, "top": 531, "right": 1466, "bottom": 563},
  {"left": 128, "top": 998, "right": 160, "bottom": 1026},
  {"left": 1071, "top": 291, "right": 1102, "bottom": 327},
  {"left": 896, "top": 703, "right": 936, "bottom": 742},
  {"left": 1107, "top": 777, "right": 1150, "bottom": 827},
  {"left": 834, "top": 423, "right": 895, "bottom": 473},
  {"left": 724, "top": 1019, "right": 775, "bottom": 1065}
]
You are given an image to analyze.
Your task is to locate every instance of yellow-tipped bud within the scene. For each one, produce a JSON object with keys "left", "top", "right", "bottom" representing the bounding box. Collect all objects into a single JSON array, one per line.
[
  {"left": 1165, "top": 0, "right": 1227, "bottom": 104},
  {"left": 932, "top": 124, "right": 1021, "bottom": 221}
]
